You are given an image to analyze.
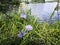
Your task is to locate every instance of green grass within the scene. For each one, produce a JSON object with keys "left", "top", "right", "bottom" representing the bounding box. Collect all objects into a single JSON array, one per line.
[{"left": 0, "top": 11, "right": 60, "bottom": 45}]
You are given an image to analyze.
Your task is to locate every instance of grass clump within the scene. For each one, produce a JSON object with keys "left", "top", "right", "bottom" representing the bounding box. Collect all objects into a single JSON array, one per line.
[{"left": 0, "top": 11, "right": 60, "bottom": 45}]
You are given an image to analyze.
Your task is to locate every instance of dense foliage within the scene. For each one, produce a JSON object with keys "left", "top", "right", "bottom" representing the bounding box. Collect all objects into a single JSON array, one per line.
[
  {"left": 0, "top": 0, "right": 21, "bottom": 13},
  {"left": 31, "top": 0, "right": 45, "bottom": 3}
]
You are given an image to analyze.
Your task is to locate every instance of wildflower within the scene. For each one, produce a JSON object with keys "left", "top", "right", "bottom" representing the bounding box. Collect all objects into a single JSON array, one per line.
[
  {"left": 18, "top": 30, "right": 25, "bottom": 38},
  {"left": 20, "top": 14, "right": 26, "bottom": 19},
  {"left": 25, "top": 25, "right": 33, "bottom": 31}
]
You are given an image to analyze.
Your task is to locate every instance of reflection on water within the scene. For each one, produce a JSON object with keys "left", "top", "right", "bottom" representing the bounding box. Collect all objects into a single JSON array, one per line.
[{"left": 18, "top": 2, "right": 60, "bottom": 22}]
